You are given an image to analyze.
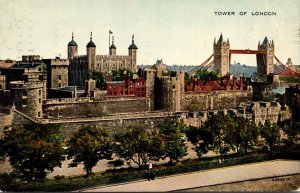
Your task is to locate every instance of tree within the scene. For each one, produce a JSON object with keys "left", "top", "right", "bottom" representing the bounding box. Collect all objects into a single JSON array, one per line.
[
  {"left": 204, "top": 113, "right": 233, "bottom": 160},
  {"left": 185, "top": 125, "right": 213, "bottom": 159},
  {"left": 194, "top": 69, "right": 219, "bottom": 81},
  {"left": 260, "top": 120, "right": 281, "bottom": 155},
  {"left": 0, "top": 123, "right": 64, "bottom": 182},
  {"left": 66, "top": 125, "right": 113, "bottom": 176},
  {"left": 91, "top": 71, "right": 106, "bottom": 90},
  {"left": 279, "top": 119, "right": 300, "bottom": 145},
  {"left": 225, "top": 116, "right": 259, "bottom": 154},
  {"left": 160, "top": 118, "right": 188, "bottom": 164},
  {"left": 114, "top": 127, "right": 165, "bottom": 169}
]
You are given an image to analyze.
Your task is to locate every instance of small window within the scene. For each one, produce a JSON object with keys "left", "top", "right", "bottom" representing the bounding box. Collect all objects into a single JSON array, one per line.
[
  {"left": 58, "top": 83, "right": 62, "bottom": 87},
  {"left": 39, "top": 98, "right": 41, "bottom": 103},
  {"left": 23, "top": 75, "right": 28, "bottom": 82},
  {"left": 22, "top": 91, "right": 27, "bottom": 96},
  {"left": 58, "top": 75, "right": 62, "bottom": 80},
  {"left": 22, "top": 99, "right": 27, "bottom": 106},
  {"left": 39, "top": 90, "right": 41, "bottom": 95},
  {"left": 38, "top": 111, "right": 41, "bottom": 117}
]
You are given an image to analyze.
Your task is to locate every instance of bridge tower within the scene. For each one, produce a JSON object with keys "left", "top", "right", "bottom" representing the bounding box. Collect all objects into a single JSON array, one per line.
[
  {"left": 257, "top": 37, "right": 274, "bottom": 80},
  {"left": 213, "top": 33, "right": 230, "bottom": 77}
]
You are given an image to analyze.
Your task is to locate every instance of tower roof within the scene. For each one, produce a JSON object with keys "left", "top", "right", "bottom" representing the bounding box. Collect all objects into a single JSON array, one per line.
[
  {"left": 128, "top": 34, "right": 138, "bottom": 49},
  {"left": 68, "top": 32, "right": 78, "bottom": 47},
  {"left": 86, "top": 32, "right": 96, "bottom": 48},
  {"left": 110, "top": 36, "right": 116, "bottom": 49}
]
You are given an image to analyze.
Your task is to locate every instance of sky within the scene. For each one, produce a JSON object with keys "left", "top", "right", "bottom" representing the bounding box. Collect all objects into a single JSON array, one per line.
[{"left": 0, "top": 0, "right": 299, "bottom": 66}]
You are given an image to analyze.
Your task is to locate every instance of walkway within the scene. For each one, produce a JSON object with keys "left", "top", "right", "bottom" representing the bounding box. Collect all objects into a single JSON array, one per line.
[{"left": 81, "top": 159, "right": 300, "bottom": 192}]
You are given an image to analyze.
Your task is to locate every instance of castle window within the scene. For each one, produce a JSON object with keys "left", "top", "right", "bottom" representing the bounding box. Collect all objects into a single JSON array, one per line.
[
  {"left": 22, "top": 99, "right": 27, "bottom": 107},
  {"left": 39, "top": 90, "right": 41, "bottom": 96},
  {"left": 39, "top": 75, "right": 43, "bottom": 81},
  {"left": 137, "top": 82, "right": 140, "bottom": 86},
  {"left": 58, "top": 83, "right": 62, "bottom": 87},
  {"left": 39, "top": 98, "right": 41, "bottom": 103},
  {"left": 109, "top": 86, "right": 111, "bottom": 89},
  {"left": 23, "top": 75, "right": 28, "bottom": 82},
  {"left": 22, "top": 91, "right": 27, "bottom": 96},
  {"left": 58, "top": 75, "right": 61, "bottom": 80},
  {"left": 38, "top": 111, "right": 41, "bottom": 117}
]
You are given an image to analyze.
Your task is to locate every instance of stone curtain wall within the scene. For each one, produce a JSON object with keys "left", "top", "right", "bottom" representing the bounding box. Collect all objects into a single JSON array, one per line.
[
  {"left": 181, "top": 90, "right": 252, "bottom": 111},
  {"left": 43, "top": 98, "right": 147, "bottom": 118}
]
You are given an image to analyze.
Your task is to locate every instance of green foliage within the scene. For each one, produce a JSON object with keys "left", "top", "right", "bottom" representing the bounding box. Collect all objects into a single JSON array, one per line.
[
  {"left": 279, "top": 76, "right": 300, "bottom": 83},
  {"left": 260, "top": 120, "right": 281, "bottom": 155},
  {"left": 111, "top": 69, "right": 134, "bottom": 81},
  {"left": 194, "top": 69, "right": 220, "bottom": 81},
  {"left": 91, "top": 71, "right": 106, "bottom": 90},
  {"left": 160, "top": 118, "right": 188, "bottom": 164},
  {"left": 186, "top": 125, "right": 213, "bottom": 158},
  {"left": 0, "top": 123, "right": 64, "bottom": 182},
  {"left": 107, "top": 159, "right": 124, "bottom": 169},
  {"left": 226, "top": 116, "right": 260, "bottom": 154},
  {"left": 278, "top": 119, "right": 300, "bottom": 145},
  {"left": 66, "top": 125, "right": 113, "bottom": 176},
  {"left": 184, "top": 72, "right": 191, "bottom": 81},
  {"left": 203, "top": 113, "right": 233, "bottom": 159},
  {"left": 114, "top": 127, "right": 165, "bottom": 169}
]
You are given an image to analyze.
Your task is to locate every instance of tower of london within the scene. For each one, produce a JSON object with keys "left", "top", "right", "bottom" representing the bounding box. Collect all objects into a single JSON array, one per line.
[{"left": 68, "top": 32, "right": 138, "bottom": 86}]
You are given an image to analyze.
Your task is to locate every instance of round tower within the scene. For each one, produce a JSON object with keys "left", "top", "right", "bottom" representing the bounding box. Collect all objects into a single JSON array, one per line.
[
  {"left": 10, "top": 81, "right": 43, "bottom": 118},
  {"left": 68, "top": 32, "right": 78, "bottom": 59},
  {"left": 86, "top": 32, "right": 96, "bottom": 77},
  {"left": 128, "top": 34, "right": 138, "bottom": 72}
]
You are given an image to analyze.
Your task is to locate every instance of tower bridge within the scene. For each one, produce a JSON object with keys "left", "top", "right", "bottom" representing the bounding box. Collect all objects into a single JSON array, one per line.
[{"left": 189, "top": 34, "right": 300, "bottom": 80}]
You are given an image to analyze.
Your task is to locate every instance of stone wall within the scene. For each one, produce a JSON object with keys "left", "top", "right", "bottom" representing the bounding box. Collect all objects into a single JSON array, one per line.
[
  {"left": 181, "top": 90, "right": 252, "bottom": 111},
  {"left": 55, "top": 115, "right": 174, "bottom": 140},
  {"left": 43, "top": 98, "right": 147, "bottom": 118}
]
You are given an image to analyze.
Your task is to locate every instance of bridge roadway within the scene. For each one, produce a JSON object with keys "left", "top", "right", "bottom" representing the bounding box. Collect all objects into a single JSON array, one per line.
[{"left": 80, "top": 159, "right": 300, "bottom": 192}]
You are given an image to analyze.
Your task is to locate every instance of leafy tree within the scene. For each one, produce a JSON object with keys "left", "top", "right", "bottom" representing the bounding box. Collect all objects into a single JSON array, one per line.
[
  {"left": 114, "top": 127, "right": 165, "bottom": 169},
  {"left": 278, "top": 119, "right": 300, "bottom": 144},
  {"left": 111, "top": 69, "right": 134, "bottom": 81},
  {"left": 194, "top": 69, "right": 219, "bottom": 81},
  {"left": 185, "top": 125, "right": 213, "bottom": 159},
  {"left": 91, "top": 71, "right": 106, "bottom": 90},
  {"left": 184, "top": 72, "right": 191, "bottom": 81},
  {"left": 0, "top": 123, "right": 64, "bottom": 182},
  {"left": 260, "top": 120, "right": 281, "bottom": 155},
  {"left": 226, "top": 116, "right": 260, "bottom": 154},
  {"left": 160, "top": 118, "right": 188, "bottom": 164},
  {"left": 204, "top": 114, "right": 233, "bottom": 160},
  {"left": 66, "top": 125, "right": 113, "bottom": 176}
]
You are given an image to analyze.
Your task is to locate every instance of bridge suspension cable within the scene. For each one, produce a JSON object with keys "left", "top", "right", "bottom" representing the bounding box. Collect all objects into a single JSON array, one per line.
[{"left": 188, "top": 54, "right": 214, "bottom": 74}]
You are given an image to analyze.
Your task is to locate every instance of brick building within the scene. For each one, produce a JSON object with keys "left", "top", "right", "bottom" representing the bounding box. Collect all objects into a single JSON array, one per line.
[{"left": 106, "top": 76, "right": 146, "bottom": 98}]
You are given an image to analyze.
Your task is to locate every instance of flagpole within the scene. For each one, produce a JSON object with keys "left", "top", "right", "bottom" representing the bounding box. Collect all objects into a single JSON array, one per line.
[{"left": 109, "top": 31, "right": 111, "bottom": 50}]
